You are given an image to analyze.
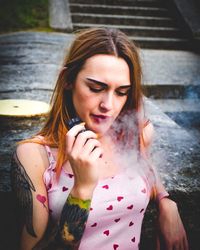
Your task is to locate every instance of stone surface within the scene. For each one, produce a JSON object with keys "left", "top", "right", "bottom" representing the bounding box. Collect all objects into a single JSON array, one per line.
[
  {"left": 0, "top": 31, "right": 199, "bottom": 250},
  {"left": 141, "top": 48, "right": 200, "bottom": 98},
  {"left": 173, "top": 0, "right": 200, "bottom": 38},
  {"left": 49, "top": 0, "right": 73, "bottom": 31},
  {"left": 69, "top": 0, "right": 193, "bottom": 50}
]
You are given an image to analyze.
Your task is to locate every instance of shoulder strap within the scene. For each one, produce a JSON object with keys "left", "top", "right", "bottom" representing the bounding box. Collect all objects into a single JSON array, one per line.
[{"left": 44, "top": 145, "right": 55, "bottom": 165}]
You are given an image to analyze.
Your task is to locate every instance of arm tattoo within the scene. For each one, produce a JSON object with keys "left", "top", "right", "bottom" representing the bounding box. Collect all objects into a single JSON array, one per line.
[
  {"left": 10, "top": 151, "right": 37, "bottom": 237},
  {"left": 57, "top": 194, "right": 91, "bottom": 248}
]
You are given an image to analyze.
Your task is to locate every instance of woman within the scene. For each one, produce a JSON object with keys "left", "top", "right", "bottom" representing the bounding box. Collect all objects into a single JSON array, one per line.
[{"left": 11, "top": 27, "right": 188, "bottom": 250}]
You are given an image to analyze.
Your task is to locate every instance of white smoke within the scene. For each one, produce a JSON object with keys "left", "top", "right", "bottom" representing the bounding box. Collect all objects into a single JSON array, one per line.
[{"left": 108, "top": 110, "right": 157, "bottom": 189}]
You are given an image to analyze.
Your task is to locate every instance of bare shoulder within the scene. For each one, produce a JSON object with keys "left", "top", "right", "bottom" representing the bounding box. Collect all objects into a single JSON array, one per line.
[
  {"left": 142, "top": 120, "right": 154, "bottom": 147},
  {"left": 15, "top": 142, "right": 49, "bottom": 176}
]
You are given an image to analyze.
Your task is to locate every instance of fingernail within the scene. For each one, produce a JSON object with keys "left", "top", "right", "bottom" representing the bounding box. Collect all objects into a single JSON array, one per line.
[{"left": 80, "top": 122, "right": 85, "bottom": 126}]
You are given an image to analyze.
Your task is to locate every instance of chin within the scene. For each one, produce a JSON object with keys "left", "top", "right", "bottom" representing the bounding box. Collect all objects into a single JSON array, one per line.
[{"left": 87, "top": 123, "right": 110, "bottom": 136}]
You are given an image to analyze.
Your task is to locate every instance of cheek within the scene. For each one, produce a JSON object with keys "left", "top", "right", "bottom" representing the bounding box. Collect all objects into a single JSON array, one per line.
[
  {"left": 115, "top": 98, "right": 127, "bottom": 114},
  {"left": 73, "top": 90, "right": 96, "bottom": 114}
]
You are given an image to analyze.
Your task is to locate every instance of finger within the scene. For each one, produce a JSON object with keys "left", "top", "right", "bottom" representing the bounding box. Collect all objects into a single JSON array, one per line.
[
  {"left": 90, "top": 146, "right": 103, "bottom": 161},
  {"left": 183, "top": 234, "right": 189, "bottom": 250},
  {"left": 180, "top": 226, "right": 189, "bottom": 250},
  {"left": 81, "top": 139, "right": 101, "bottom": 156},
  {"left": 73, "top": 130, "right": 98, "bottom": 153},
  {"left": 177, "top": 221, "right": 188, "bottom": 250},
  {"left": 174, "top": 241, "right": 182, "bottom": 250},
  {"left": 179, "top": 232, "right": 188, "bottom": 250},
  {"left": 66, "top": 123, "right": 86, "bottom": 152},
  {"left": 67, "top": 122, "right": 86, "bottom": 137},
  {"left": 66, "top": 132, "right": 76, "bottom": 154},
  {"left": 165, "top": 241, "right": 173, "bottom": 250},
  {"left": 156, "top": 234, "right": 161, "bottom": 250}
]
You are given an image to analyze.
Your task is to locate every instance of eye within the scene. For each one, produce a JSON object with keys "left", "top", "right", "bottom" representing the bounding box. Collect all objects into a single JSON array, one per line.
[
  {"left": 89, "top": 86, "right": 104, "bottom": 93},
  {"left": 116, "top": 90, "right": 130, "bottom": 96}
]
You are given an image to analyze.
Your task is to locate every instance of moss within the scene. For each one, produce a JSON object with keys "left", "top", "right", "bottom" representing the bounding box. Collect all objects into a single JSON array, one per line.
[{"left": 0, "top": 0, "right": 49, "bottom": 33}]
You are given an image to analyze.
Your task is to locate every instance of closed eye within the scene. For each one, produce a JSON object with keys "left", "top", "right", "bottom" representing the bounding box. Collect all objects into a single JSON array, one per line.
[
  {"left": 89, "top": 86, "right": 105, "bottom": 93},
  {"left": 116, "top": 90, "right": 130, "bottom": 96},
  {"left": 116, "top": 86, "right": 131, "bottom": 96},
  {"left": 86, "top": 77, "right": 131, "bottom": 96}
]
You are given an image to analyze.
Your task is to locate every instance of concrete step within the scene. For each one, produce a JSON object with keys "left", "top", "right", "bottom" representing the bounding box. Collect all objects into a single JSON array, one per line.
[
  {"left": 149, "top": 99, "right": 200, "bottom": 140},
  {"left": 71, "top": 13, "right": 176, "bottom": 27},
  {"left": 70, "top": 0, "right": 164, "bottom": 8},
  {"left": 73, "top": 23, "right": 185, "bottom": 38},
  {"left": 144, "top": 83, "right": 200, "bottom": 98},
  {"left": 150, "top": 99, "right": 200, "bottom": 113},
  {"left": 69, "top": 0, "right": 192, "bottom": 50},
  {"left": 141, "top": 48, "right": 200, "bottom": 95},
  {"left": 69, "top": 3, "right": 169, "bottom": 17},
  {"left": 132, "top": 36, "right": 191, "bottom": 50}
]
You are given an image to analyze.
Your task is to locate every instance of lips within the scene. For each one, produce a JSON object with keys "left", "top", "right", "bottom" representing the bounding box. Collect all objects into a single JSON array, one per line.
[{"left": 91, "top": 114, "right": 110, "bottom": 123}]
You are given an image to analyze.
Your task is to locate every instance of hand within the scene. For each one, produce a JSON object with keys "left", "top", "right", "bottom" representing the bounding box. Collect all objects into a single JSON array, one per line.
[
  {"left": 156, "top": 198, "right": 189, "bottom": 250},
  {"left": 66, "top": 123, "right": 103, "bottom": 199}
]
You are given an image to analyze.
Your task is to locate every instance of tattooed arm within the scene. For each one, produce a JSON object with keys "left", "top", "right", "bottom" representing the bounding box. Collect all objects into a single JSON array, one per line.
[
  {"left": 32, "top": 193, "right": 91, "bottom": 250},
  {"left": 56, "top": 194, "right": 91, "bottom": 249},
  {"left": 10, "top": 143, "right": 49, "bottom": 250}
]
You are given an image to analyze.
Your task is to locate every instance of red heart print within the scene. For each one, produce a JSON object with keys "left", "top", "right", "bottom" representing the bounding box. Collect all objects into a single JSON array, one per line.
[
  {"left": 90, "top": 207, "right": 93, "bottom": 211},
  {"left": 141, "top": 188, "right": 146, "bottom": 193},
  {"left": 103, "top": 230, "right": 109, "bottom": 236},
  {"left": 48, "top": 183, "right": 52, "bottom": 189},
  {"left": 113, "top": 244, "right": 119, "bottom": 249},
  {"left": 114, "top": 218, "right": 120, "bottom": 223},
  {"left": 127, "top": 204, "right": 133, "bottom": 210},
  {"left": 129, "top": 221, "right": 134, "bottom": 226},
  {"left": 102, "top": 185, "right": 109, "bottom": 189},
  {"left": 62, "top": 186, "right": 68, "bottom": 192},
  {"left": 68, "top": 174, "right": 74, "bottom": 178},
  {"left": 131, "top": 237, "right": 135, "bottom": 243},
  {"left": 117, "top": 196, "right": 124, "bottom": 202},
  {"left": 106, "top": 205, "right": 113, "bottom": 210},
  {"left": 140, "top": 208, "right": 144, "bottom": 213},
  {"left": 36, "top": 194, "right": 46, "bottom": 204},
  {"left": 91, "top": 223, "right": 97, "bottom": 227}
]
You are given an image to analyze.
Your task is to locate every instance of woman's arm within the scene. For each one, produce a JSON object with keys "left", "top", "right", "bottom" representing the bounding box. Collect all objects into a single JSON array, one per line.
[
  {"left": 156, "top": 197, "right": 189, "bottom": 250},
  {"left": 11, "top": 143, "right": 49, "bottom": 250},
  {"left": 55, "top": 191, "right": 91, "bottom": 249},
  {"left": 54, "top": 123, "right": 102, "bottom": 249},
  {"left": 142, "top": 121, "right": 189, "bottom": 250}
]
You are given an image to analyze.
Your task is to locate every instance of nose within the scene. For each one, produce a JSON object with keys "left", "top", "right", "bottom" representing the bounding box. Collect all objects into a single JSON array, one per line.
[{"left": 99, "top": 92, "right": 113, "bottom": 112}]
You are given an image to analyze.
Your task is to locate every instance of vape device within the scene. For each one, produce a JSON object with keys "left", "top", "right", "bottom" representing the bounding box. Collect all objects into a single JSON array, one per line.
[
  {"left": 67, "top": 117, "right": 87, "bottom": 136},
  {"left": 67, "top": 117, "right": 83, "bottom": 129}
]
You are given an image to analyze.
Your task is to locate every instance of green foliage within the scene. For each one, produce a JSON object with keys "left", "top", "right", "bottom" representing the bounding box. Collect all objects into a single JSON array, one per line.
[{"left": 0, "top": 0, "right": 49, "bottom": 33}]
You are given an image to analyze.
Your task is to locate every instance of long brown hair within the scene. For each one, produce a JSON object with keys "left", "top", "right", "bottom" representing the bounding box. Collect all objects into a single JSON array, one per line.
[{"left": 22, "top": 27, "right": 144, "bottom": 176}]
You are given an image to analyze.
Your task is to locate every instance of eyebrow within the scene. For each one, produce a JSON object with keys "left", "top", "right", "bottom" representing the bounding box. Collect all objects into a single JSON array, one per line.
[{"left": 86, "top": 77, "right": 131, "bottom": 89}]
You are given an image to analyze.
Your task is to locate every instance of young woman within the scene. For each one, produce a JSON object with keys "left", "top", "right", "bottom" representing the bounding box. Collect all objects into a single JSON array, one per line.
[{"left": 11, "top": 27, "right": 188, "bottom": 250}]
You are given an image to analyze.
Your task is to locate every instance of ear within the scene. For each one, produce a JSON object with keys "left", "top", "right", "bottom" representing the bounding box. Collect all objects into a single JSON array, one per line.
[
  {"left": 64, "top": 82, "right": 73, "bottom": 90},
  {"left": 60, "top": 67, "right": 72, "bottom": 90}
]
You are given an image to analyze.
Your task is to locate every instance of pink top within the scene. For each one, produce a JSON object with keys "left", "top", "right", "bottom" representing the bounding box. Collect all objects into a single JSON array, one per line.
[{"left": 43, "top": 145, "right": 150, "bottom": 250}]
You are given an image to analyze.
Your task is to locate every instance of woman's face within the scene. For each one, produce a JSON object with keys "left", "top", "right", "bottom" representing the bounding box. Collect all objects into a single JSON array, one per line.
[{"left": 72, "top": 54, "right": 131, "bottom": 136}]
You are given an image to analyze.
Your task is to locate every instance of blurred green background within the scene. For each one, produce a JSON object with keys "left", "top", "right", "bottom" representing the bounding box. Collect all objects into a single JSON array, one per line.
[{"left": 0, "top": 0, "right": 51, "bottom": 33}]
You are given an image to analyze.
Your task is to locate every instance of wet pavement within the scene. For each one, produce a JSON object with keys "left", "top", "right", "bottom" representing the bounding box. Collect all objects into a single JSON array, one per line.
[{"left": 0, "top": 31, "right": 200, "bottom": 249}]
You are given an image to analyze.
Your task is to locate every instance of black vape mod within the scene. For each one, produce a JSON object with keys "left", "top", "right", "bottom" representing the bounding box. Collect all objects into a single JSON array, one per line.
[{"left": 67, "top": 117, "right": 83, "bottom": 129}]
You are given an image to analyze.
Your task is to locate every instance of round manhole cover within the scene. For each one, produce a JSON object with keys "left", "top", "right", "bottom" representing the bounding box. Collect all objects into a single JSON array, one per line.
[{"left": 0, "top": 99, "right": 50, "bottom": 117}]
